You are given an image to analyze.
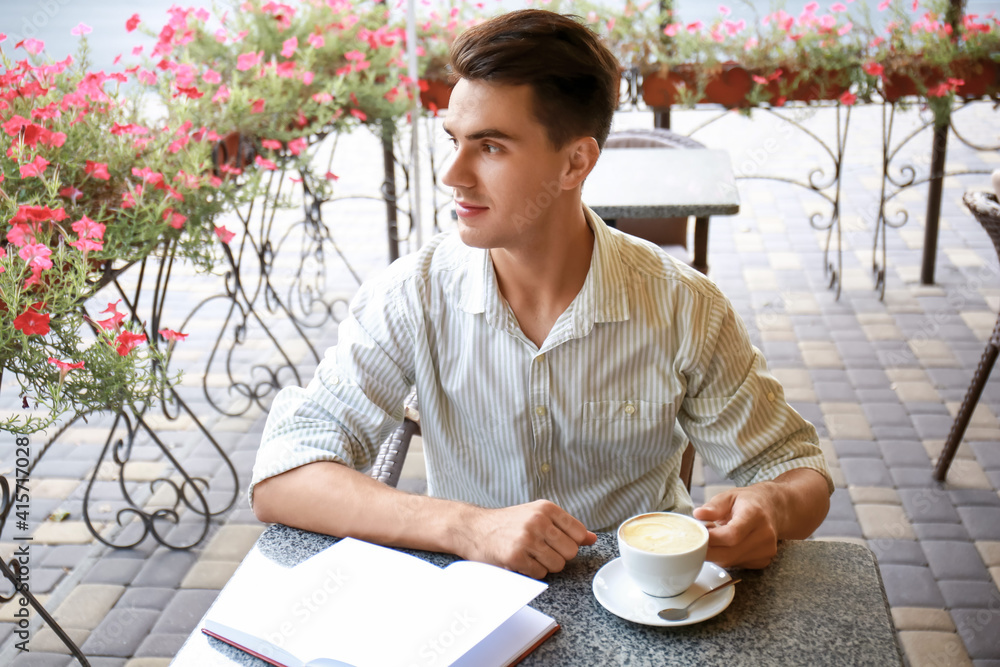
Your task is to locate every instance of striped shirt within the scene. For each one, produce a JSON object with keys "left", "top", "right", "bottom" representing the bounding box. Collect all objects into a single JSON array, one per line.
[{"left": 251, "top": 206, "right": 833, "bottom": 532}]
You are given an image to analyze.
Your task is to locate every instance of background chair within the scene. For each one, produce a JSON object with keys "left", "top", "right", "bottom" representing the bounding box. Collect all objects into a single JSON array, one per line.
[
  {"left": 603, "top": 128, "right": 707, "bottom": 266},
  {"left": 934, "top": 190, "right": 1000, "bottom": 481}
]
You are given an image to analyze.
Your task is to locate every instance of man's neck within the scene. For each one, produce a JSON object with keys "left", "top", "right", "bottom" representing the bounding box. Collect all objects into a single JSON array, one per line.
[{"left": 490, "top": 204, "right": 595, "bottom": 349}]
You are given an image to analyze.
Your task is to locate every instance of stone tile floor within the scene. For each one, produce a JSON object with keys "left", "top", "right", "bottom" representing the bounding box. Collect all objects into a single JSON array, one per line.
[{"left": 2, "top": 103, "right": 1000, "bottom": 666}]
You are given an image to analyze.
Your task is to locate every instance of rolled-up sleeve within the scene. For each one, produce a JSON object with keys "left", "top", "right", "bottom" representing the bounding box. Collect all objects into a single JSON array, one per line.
[
  {"left": 679, "top": 296, "right": 834, "bottom": 494},
  {"left": 248, "top": 272, "right": 416, "bottom": 507}
]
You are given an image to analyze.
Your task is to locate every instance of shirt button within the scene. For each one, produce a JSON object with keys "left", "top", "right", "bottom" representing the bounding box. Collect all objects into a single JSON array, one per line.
[
  {"left": 535, "top": 406, "right": 547, "bottom": 417},
  {"left": 540, "top": 462, "right": 551, "bottom": 474},
  {"left": 537, "top": 353, "right": 546, "bottom": 363},
  {"left": 624, "top": 404, "right": 636, "bottom": 415},
  {"left": 331, "top": 376, "right": 341, "bottom": 385},
  {"left": 767, "top": 392, "right": 776, "bottom": 402}
]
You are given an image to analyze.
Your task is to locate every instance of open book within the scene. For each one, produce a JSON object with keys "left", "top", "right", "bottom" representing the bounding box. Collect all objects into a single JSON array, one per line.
[{"left": 202, "top": 537, "right": 558, "bottom": 667}]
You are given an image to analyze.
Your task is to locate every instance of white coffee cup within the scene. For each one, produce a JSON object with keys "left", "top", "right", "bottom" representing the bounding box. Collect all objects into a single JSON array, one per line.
[{"left": 617, "top": 511, "right": 709, "bottom": 597}]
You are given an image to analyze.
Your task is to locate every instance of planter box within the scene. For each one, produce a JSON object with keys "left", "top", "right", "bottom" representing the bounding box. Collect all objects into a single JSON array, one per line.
[
  {"left": 761, "top": 68, "right": 851, "bottom": 103},
  {"left": 882, "top": 58, "right": 999, "bottom": 102},
  {"left": 642, "top": 62, "right": 753, "bottom": 109},
  {"left": 420, "top": 78, "right": 452, "bottom": 112}
]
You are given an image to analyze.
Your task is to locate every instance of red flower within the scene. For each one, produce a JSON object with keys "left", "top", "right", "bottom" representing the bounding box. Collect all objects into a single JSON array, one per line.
[
  {"left": 236, "top": 51, "right": 262, "bottom": 71},
  {"left": 839, "top": 90, "right": 858, "bottom": 106},
  {"left": 11, "top": 205, "right": 68, "bottom": 224},
  {"left": 261, "top": 139, "right": 282, "bottom": 150},
  {"left": 19, "top": 155, "right": 50, "bottom": 178},
  {"left": 114, "top": 331, "right": 147, "bottom": 356},
  {"left": 863, "top": 62, "right": 884, "bottom": 77},
  {"left": 126, "top": 14, "right": 141, "bottom": 32},
  {"left": 14, "top": 303, "right": 51, "bottom": 336},
  {"left": 158, "top": 328, "right": 189, "bottom": 342},
  {"left": 350, "top": 108, "right": 367, "bottom": 122},
  {"left": 250, "top": 99, "right": 265, "bottom": 114},
  {"left": 324, "top": 172, "right": 339, "bottom": 181},
  {"left": 85, "top": 160, "right": 111, "bottom": 180},
  {"left": 60, "top": 185, "right": 84, "bottom": 204}
]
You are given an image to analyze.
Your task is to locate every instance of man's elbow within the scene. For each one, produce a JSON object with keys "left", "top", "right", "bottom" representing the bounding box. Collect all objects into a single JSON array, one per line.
[{"left": 251, "top": 478, "right": 278, "bottom": 524}]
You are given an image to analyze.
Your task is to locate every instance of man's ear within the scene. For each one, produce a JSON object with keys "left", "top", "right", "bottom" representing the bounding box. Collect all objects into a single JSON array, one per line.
[{"left": 562, "top": 137, "right": 601, "bottom": 190}]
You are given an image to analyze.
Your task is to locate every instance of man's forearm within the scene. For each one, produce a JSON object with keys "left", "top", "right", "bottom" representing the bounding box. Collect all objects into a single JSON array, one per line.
[
  {"left": 252, "top": 461, "right": 474, "bottom": 555},
  {"left": 768, "top": 468, "right": 831, "bottom": 540}
]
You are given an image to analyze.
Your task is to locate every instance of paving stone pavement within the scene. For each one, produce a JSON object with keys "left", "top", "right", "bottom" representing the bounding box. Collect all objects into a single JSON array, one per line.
[{"left": 2, "top": 102, "right": 1000, "bottom": 666}]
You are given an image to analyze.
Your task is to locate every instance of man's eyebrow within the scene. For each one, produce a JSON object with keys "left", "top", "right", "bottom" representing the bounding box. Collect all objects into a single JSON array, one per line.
[{"left": 442, "top": 125, "right": 519, "bottom": 142}]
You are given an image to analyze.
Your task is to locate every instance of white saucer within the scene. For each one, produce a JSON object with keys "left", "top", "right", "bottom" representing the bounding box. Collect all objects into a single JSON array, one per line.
[{"left": 592, "top": 558, "right": 735, "bottom": 627}]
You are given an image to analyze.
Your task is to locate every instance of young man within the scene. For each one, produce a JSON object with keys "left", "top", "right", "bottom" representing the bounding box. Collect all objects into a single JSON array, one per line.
[{"left": 251, "top": 10, "right": 832, "bottom": 579}]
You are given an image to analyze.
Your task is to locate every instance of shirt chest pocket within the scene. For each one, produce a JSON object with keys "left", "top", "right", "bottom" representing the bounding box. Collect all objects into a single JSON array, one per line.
[{"left": 581, "top": 400, "right": 676, "bottom": 470}]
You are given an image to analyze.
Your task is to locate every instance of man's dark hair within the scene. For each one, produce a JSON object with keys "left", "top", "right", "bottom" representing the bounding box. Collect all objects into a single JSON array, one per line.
[{"left": 449, "top": 9, "right": 621, "bottom": 150}]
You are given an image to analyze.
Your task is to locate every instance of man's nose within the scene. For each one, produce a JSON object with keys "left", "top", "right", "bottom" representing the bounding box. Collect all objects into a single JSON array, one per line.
[{"left": 441, "top": 146, "right": 473, "bottom": 190}]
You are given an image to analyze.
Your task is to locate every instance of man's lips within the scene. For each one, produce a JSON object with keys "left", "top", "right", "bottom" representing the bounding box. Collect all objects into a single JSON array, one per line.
[{"left": 455, "top": 201, "right": 489, "bottom": 217}]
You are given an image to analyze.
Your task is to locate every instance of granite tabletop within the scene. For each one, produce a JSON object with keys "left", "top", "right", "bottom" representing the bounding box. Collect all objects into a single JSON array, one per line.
[
  {"left": 173, "top": 525, "right": 902, "bottom": 666},
  {"left": 583, "top": 148, "right": 741, "bottom": 220}
]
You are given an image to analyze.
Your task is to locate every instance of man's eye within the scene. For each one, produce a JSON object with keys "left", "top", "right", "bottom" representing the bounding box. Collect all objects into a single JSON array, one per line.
[{"left": 483, "top": 144, "right": 500, "bottom": 154}]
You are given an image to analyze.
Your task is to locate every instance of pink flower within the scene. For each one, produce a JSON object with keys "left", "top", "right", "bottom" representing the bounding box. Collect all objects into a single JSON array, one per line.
[
  {"left": 288, "top": 137, "right": 307, "bottom": 155},
  {"left": 71, "top": 23, "right": 93, "bottom": 36},
  {"left": 301, "top": 71, "right": 314, "bottom": 86},
  {"left": 878, "top": 0, "right": 890, "bottom": 9},
  {"left": 121, "top": 190, "right": 136, "bottom": 209},
  {"left": 214, "top": 225, "right": 236, "bottom": 244},
  {"left": 96, "top": 300, "right": 126, "bottom": 330},
  {"left": 60, "top": 186, "right": 84, "bottom": 204},
  {"left": 236, "top": 51, "right": 261, "bottom": 71},
  {"left": 203, "top": 68, "right": 221, "bottom": 84},
  {"left": 16, "top": 38, "right": 44, "bottom": 55},
  {"left": 803, "top": 1, "right": 819, "bottom": 12},
  {"left": 47, "top": 357, "right": 85, "bottom": 373},
  {"left": 663, "top": 23, "right": 680, "bottom": 37},
  {"left": 261, "top": 139, "right": 282, "bottom": 150},
  {"left": 163, "top": 208, "right": 187, "bottom": 229},
  {"left": 85, "top": 160, "right": 111, "bottom": 180},
  {"left": 212, "top": 85, "right": 231, "bottom": 104},
  {"left": 255, "top": 155, "right": 278, "bottom": 170},
  {"left": 281, "top": 36, "right": 297, "bottom": 58},
  {"left": 324, "top": 171, "right": 339, "bottom": 181},
  {"left": 312, "top": 92, "right": 333, "bottom": 103},
  {"left": 350, "top": 108, "right": 367, "bottom": 121},
  {"left": 831, "top": 3, "right": 847, "bottom": 12},
  {"left": 838, "top": 22, "right": 853, "bottom": 35},
  {"left": 19, "top": 155, "right": 50, "bottom": 178},
  {"left": 158, "top": 328, "right": 189, "bottom": 342},
  {"left": 307, "top": 33, "right": 324, "bottom": 48},
  {"left": 19, "top": 244, "right": 53, "bottom": 275},
  {"left": 114, "top": 331, "right": 147, "bottom": 356},
  {"left": 250, "top": 98, "right": 265, "bottom": 113},
  {"left": 69, "top": 236, "right": 103, "bottom": 253},
  {"left": 719, "top": 5, "right": 731, "bottom": 16},
  {"left": 126, "top": 14, "right": 141, "bottom": 32},
  {"left": 686, "top": 21, "right": 703, "bottom": 33},
  {"left": 839, "top": 90, "right": 858, "bottom": 106},
  {"left": 72, "top": 215, "right": 105, "bottom": 240}
]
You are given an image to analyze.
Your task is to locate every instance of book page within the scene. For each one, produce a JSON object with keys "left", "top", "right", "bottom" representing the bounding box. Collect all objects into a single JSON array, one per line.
[{"left": 205, "top": 538, "right": 550, "bottom": 667}]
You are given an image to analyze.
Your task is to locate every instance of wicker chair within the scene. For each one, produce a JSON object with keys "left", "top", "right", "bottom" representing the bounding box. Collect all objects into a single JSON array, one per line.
[
  {"left": 603, "top": 128, "right": 707, "bottom": 266},
  {"left": 934, "top": 191, "right": 1000, "bottom": 481}
]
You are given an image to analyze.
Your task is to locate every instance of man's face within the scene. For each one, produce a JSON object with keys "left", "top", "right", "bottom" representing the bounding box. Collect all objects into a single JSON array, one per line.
[{"left": 441, "top": 79, "right": 571, "bottom": 251}]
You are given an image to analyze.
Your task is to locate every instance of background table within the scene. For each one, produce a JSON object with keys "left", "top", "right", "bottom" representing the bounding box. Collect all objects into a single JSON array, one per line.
[
  {"left": 584, "top": 148, "right": 740, "bottom": 274},
  {"left": 174, "top": 526, "right": 902, "bottom": 666}
]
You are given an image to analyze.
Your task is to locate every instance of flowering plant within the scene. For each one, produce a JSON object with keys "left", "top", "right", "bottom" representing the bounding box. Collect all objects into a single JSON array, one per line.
[
  {"left": 0, "top": 34, "right": 231, "bottom": 434},
  {"left": 143, "top": 0, "right": 414, "bottom": 195},
  {"left": 856, "top": 0, "right": 1000, "bottom": 123}
]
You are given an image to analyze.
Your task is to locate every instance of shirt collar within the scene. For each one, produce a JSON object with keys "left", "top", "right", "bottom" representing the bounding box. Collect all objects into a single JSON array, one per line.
[{"left": 457, "top": 205, "right": 631, "bottom": 328}]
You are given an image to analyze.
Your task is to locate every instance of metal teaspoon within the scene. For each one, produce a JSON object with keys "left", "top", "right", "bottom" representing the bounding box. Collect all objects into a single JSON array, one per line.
[{"left": 657, "top": 577, "right": 742, "bottom": 621}]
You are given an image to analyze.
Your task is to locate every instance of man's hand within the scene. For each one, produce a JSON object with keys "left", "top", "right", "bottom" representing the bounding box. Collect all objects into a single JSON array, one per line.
[
  {"left": 457, "top": 500, "right": 598, "bottom": 579},
  {"left": 693, "top": 468, "right": 831, "bottom": 569},
  {"left": 693, "top": 486, "right": 780, "bottom": 569}
]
